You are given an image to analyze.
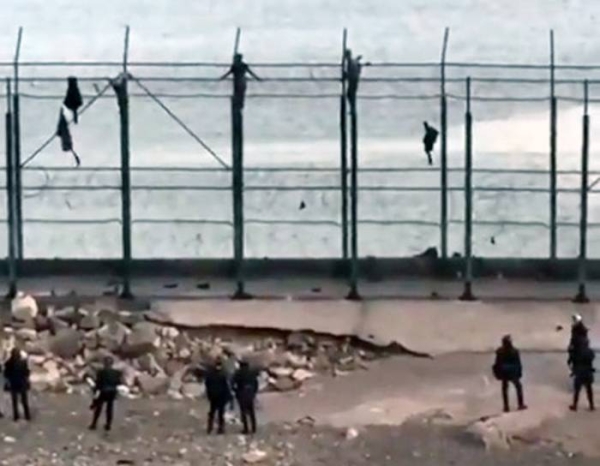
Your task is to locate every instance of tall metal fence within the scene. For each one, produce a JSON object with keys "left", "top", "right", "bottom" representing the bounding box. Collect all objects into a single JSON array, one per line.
[{"left": 2, "top": 27, "right": 600, "bottom": 300}]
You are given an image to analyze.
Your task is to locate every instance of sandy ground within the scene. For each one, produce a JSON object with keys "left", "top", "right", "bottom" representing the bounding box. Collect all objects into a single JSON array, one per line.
[{"left": 1, "top": 353, "right": 599, "bottom": 465}]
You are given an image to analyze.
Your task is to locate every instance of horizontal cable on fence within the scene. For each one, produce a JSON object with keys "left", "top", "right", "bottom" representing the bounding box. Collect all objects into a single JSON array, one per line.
[
  {"left": 5, "top": 59, "right": 600, "bottom": 71},
  {"left": 8, "top": 218, "right": 594, "bottom": 229},
  {"left": 12, "top": 165, "right": 600, "bottom": 176},
  {"left": 11, "top": 185, "right": 591, "bottom": 194}
]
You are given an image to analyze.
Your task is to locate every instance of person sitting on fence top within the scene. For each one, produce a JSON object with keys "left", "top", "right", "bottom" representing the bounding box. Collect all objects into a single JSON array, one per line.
[
  {"left": 220, "top": 53, "right": 261, "bottom": 109},
  {"left": 422, "top": 121, "right": 439, "bottom": 166},
  {"left": 344, "top": 51, "right": 362, "bottom": 105}
]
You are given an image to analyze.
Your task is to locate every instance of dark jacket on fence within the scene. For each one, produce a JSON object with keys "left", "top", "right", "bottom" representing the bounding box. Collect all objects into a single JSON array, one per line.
[{"left": 493, "top": 341, "right": 523, "bottom": 381}]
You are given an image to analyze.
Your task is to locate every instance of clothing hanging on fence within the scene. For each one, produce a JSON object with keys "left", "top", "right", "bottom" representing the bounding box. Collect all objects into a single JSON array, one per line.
[
  {"left": 56, "top": 109, "right": 81, "bottom": 166},
  {"left": 64, "top": 77, "right": 83, "bottom": 124}
]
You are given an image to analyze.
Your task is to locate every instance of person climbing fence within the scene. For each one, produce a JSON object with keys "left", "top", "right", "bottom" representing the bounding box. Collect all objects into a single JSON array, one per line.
[{"left": 220, "top": 53, "right": 261, "bottom": 110}]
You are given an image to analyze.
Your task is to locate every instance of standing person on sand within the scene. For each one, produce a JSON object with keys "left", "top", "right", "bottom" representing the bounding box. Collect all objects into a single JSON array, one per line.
[
  {"left": 569, "top": 336, "right": 596, "bottom": 412},
  {"left": 89, "top": 356, "right": 122, "bottom": 432},
  {"left": 204, "top": 358, "right": 233, "bottom": 434},
  {"left": 492, "top": 335, "right": 527, "bottom": 413},
  {"left": 3, "top": 348, "right": 31, "bottom": 422},
  {"left": 232, "top": 359, "right": 259, "bottom": 435}
]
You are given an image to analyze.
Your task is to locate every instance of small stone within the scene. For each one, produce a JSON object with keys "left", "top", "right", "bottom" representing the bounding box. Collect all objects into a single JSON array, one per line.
[
  {"left": 78, "top": 313, "right": 100, "bottom": 331},
  {"left": 269, "top": 367, "right": 293, "bottom": 378},
  {"left": 3, "top": 436, "right": 16, "bottom": 443},
  {"left": 11, "top": 293, "right": 38, "bottom": 321},
  {"left": 181, "top": 382, "right": 204, "bottom": 399},
  {"left": 242, "top": 449, "right": 268, "bottom": 464},
  {"left": 15, "top": 328, "right": 37, "bottom": 341},
  {"left": 345, "top": 428, "right": 359, "bottom": 440},
  {"left": 291, "top": 368, "right": 315, "bottom": 382}
]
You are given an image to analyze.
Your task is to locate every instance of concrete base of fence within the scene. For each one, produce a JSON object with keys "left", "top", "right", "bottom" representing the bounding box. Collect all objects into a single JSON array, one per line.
[{"left": 149, "top": 298, "right": 600, "bottom": 356}]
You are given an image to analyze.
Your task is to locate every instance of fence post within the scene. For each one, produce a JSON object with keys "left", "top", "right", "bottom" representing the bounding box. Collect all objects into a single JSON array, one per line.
[
  {"left": 460, "top": 77, "right": 475, "bottom": 301},
  {"left": 440, "top": 27, "right": 450, "bottom": 260},
  {"left": 230, "top": 28, "right": 251, "bottom": 300},
  {"left": 340, "top": 29, "right": 349, "bottom": 265},
  {"left": 5, "top": 78, "right": 17, "bottom": 298},
  {"left": 13, "top": 27, "right": 23, "bottom": 260},
  {"left": 346, "top": 51, "right": 360, "bottom": 301},
  {"left": 574, "top": 80, "right": 590, "bottom": 304},
  {"left": 549, "top": 30, "right": 558, "bottom": 261},
  {"left": 118, "top": 26, "right": 133, "bottom": 298}
]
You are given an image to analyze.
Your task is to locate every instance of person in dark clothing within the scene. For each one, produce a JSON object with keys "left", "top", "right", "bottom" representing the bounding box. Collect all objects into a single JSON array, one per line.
[
  {"left": 3, "top": 348, "right": 31, "bottom": 422},
  {"left": 492, "top": 335, "right": 527, "bottom": 413},
  {"left": 63, "top": 76, "right": 83, "bottom": 124},
  {"left": 220, "top": 53, "right": 261, "bottom": 109},
  {"left": 204, "top": 359, "right": 232, "bottom": 434},
  {"left": 569, "top": 337, "right": 595, "bottom": 411},
  {"left": 232, "top": 360, "right": 259, "bottom": 434},
  {"left": 568, "top": 314, "right": 589, "bottom": 369},
  {"left": 422, "top": 121, "right": 439, "bottom": 166},
  {"left": 89, "top": 356, "right": 122, "bottom": 432},
  {"left": 344, "top": 50, "right": 362, "bottom": 105}
]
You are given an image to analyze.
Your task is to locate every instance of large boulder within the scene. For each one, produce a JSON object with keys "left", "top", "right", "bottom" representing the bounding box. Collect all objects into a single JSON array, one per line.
[
  {"left": 97, "top": 321, "right": 130, "bottom": 352},
  {"left": 136, "top": 374, "right": 169, "bottom": 396},
  {"left": 120, "top": 322, "right": 160, "bottom": 358},
  {"left": 11, "top": 293, "right": 38, "bottom": 321},
  {"left": 49, "top": 328, "right": 82, "bottom": 359}
]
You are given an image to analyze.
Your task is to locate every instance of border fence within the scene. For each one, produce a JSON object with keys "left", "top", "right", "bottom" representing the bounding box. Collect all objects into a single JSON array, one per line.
[{"left": 2, "top": 27, "right": 600, "bottom": 301}]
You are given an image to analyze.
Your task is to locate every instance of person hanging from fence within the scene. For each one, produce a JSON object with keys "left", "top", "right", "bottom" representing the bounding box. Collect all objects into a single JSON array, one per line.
[
  {"left": 63, "top": 76, "right": 83, "bottom": 124},
  {"left": 344, "top": 50, "right": 362, "bottom": 106},
  {"left": 569, "top": 336, "right": 595, "bottom": 411},
  {"left": 56, "top": 109, "right": 81, "bottom": 166},
  {"left": 492, "top": 335, "right": 527, "bottom": 413},
  {"left": 220, "top": 53, "right": 261, "bottom": 110},
  {"left": 422, "top": 121, "right": 439, "bottom": 166}
]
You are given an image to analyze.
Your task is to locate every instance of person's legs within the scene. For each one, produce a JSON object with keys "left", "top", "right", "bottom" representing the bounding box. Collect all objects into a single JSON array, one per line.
[
  {"left": 105, "top": 395, "right": 115, "bottom": 431},
  {"left": 20, "top": 391, "right": 31, "bottom": 421},
  {"left": 585, "top": 382, "right": 595, "bottom": 411},
  {"left": 513, "top": 380, "right": 526, "bottom": 409},
  {"left": 10, "top": 391, "right": 20, "bottom": 421},
  {"left": 90, "top": 398, "right": 105, "bottom": 429},
  {"left": 571, "top": 378, "right": 582, "bottom": 410},
  {"left": 239, "top": 398, "right": 249, "bottom": 434},
  {"left": 217, "top": 403, "right": 226, "bottom": 434},
  {"left": 207, "top": 401, "right": 217, "bottom": 434},
  {"left": 248, "top": 399, "right": 257, "bottom": 433},
  {"left": 501, "top": 380, "right": 510, "bottom": 412}
]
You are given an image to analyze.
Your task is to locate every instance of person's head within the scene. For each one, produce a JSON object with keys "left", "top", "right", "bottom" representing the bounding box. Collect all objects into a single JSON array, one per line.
[
  {"left": 239, "top": 359, "right": 249, "bottom": 369},
  {"left": 501, "top": 334, "right": 512, "bottom": 348},
  {"left": 103, "top": 356, "right": 114, "bottom": 368},
  {"left": 214, "top": 358, "right": 223, "bottom": 370},
  {"left": 572, "top": 314, "right": 583, "bottom": 325},
  {"left": 10, "top": 348, "right": 21, "bottom": 360},
  {"left": 234, "top": 53, "right": 243, "bottom": 64}
]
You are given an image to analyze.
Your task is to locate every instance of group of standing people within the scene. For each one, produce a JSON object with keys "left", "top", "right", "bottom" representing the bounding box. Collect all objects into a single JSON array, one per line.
[{"left": 493, "top": 314, "right": 595, "bottom": 412}]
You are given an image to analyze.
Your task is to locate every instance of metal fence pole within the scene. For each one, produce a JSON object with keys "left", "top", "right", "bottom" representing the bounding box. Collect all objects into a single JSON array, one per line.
[
  {"left": 340, "top": 29, "right": 349, "bottom": 265},
  {"left": 13, "top": 27, "right": 23, "bottom": 260},
  {"left": 440, "top": 27, "right": 450, "bottom": 260},
  {"left": 460, "top": 77, "right": 475, "bottom": 301},
  {"left": 230, "top": 29, "right": 250, "bottom": 300},
  {"left": 346, "top": 70, "right": 360, "bottom": 301},
  {"left": 5, "top": 78, "right": 17, "bottom": 298},
  {"left": 549, "top": 30, "right": 558, "bottom": 260},
  {"left": 118, "top": 26, "right": 133, "bottom": 298},
  {"left": 574, "top": 80, "right": 590, "bottom": 303}
]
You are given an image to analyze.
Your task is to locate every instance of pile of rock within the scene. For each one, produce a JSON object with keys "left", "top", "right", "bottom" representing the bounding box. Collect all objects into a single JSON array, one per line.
[{"left": 1, "top": 294, "right": 380, "bottom": 399}]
